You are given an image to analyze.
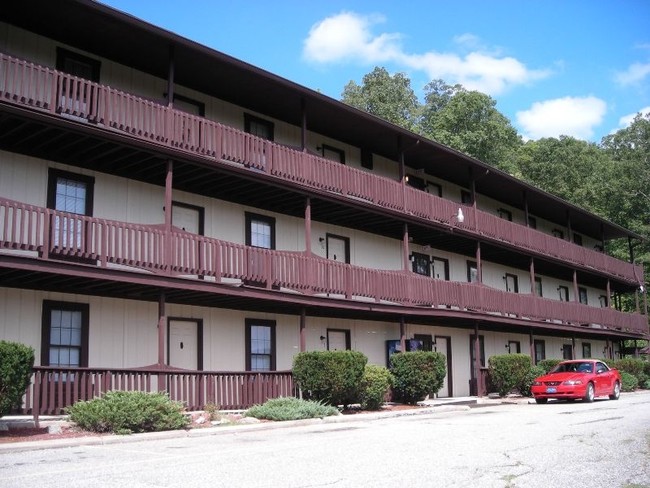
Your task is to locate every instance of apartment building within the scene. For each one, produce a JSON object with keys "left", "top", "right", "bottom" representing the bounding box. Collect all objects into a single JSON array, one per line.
[{"left": 0, "top": 1, "right": 647, "bottom": 413}]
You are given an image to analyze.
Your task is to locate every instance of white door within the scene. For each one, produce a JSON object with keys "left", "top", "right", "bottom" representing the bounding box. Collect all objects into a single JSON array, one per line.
[
  {"left": 327, "top": 330, "right": 349, "bottom": 351},
  {"left": 435, "top": 337, "right": 450, "bottom": 398},
  {"left": 327, "top": 235, "right": 348, "bottom": 263},
  {"left": 168, "top": 320, "right": 198, "bottom": 370},
  {"left": 172, "top": 203, "right": 200, "bottom": 234}
]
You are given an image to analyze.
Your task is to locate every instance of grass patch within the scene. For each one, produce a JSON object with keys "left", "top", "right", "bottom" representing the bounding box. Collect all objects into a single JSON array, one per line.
[{"left": 245, "top": 397, "right": 339, "bottom": 421}]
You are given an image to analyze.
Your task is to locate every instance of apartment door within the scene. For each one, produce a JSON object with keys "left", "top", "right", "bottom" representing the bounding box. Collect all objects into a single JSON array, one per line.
[
  {"left": 434, "top": 336, "right": 452, "bottom": 398},
  {"left": 168, "top": 319, "right": 200, "bottom": 370},
  {"left": 172, "top": 202, "right": 203, "bottom": 234},
  {"left": 562, "top": 344, "right": 573, "bottom": 360},
  {"left": 327, "top": 329, "right": 350, "bottom": 351},
  {"left": 326, "top": 234, "right": 349, "bottom": 263}
]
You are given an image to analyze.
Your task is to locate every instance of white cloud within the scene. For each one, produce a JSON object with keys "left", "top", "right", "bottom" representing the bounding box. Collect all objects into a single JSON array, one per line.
[
  {"left": 303, "top": 12, "right": 551, "bottom": 95},
  {"left": 516, "top": 96, "right": 607, "bottom": 140},
  {"left": 614, "top": 62, "right": 650, "bottom": 86},
  {"left": 618, "top": 106, "right": 650, "bottom": 128}
]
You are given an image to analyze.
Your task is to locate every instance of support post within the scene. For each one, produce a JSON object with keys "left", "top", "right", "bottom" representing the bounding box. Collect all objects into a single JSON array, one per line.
[
  {"left": 472, "top": 322, "right": 481, "bottom": 396},
  {"left": 529, "top": 329, "right": 534, "bottom": 364},
  {"left": 476, "top": 241, "right": 482, "bottom": 283},
  {"left": 158, "top": 293, "right": 166, "bottom": 366},
  {"left": 529, "top": 257, "right": 536, "bottom": 295},
  {"left": 304, "top": 197, "right": 311, "bottom": 254},
  {"left": 573, "top": 269, "right": 579, "bottom": 303},
  {"left": 571, "top": 336, "right": 576, "bottom": 360},
  {"left": 403, "top": 223, "right": 410, "bottom": 272},
  {"left": 300, "top": 308, "right": 306, "bottom": 352},
  {"left": 399, "top": 316, "right": 406, "bottom": 356},
  {"left": 165, "top": 160, "right": 173, "bottom": 273}
]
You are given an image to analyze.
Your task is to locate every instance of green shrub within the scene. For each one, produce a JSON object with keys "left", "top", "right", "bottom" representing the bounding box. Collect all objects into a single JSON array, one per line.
[
  {"left": 293, "top": 350, "right": 367, "bottom": 406},
  {"left": 390, "top": 351, "right": 446, "bottom": 404},
  {"left": 620, "top": 371, "right": 638, "bottom": 392},
  {"left": 610, "top": 358, "right": 645, "bottom": 379},
  {"left": 520, "top": 365, "right": 546, "bottom": 397},
  {"left": 66, "top": 391, "right": 188, "bottom": 434},
  {"left": 488, "top": 354, "right": 531, "bottom": 397},
  {"left": 0, "top": 341, "right": 35, "bottom": 417},
  {"left": 359, "top": 365, "right": 394, "bottom": 410},
  {"left": 245, "top": 397, "right": 339, "bottom": 421},
  {"left": 537, "top": 359, "right": 562, "bottom": 374}
]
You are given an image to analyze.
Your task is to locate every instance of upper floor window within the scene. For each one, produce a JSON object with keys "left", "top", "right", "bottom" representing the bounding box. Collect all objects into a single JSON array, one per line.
[
  {"left": 320, "top": 144, "right": 345, "bottom": 164},
  {"left": 558, "top": 285, "right": 569, "bottom": 302},
  {"left": 360, "top": 148, "right": 373, "bottom": 170},
  {"left": 56, "top": 47, "right": 100, "bottom": 81},
  {"left": 461, "top": 190, "right": 473, "bottom": 205},
  {"left": 573, "top": 233, "right": 583, "bottom": 246},
  {"left": 245, "top": 319, "right": 276, "bottom": 371},
  {"left": 411, "top": 252, "right": 430, "bottom": 277},
  {"left": 467, "top": 261, "right": 479, "bottom": 283},
  {"left": 406, "top": 175, "right": 426, "bottom": 190},
  {"left": 245, "top": 212, "right": 275, "bottom": 250},
  {"left": 505, "top": 273, "right": 519, "bottom": 293},
  {"left": 170, "top": 93, "right": 205, "bottom": 116},
  {"left": 599, "top": 295, "right": 608, "bottom": 308},
  {"left": 497, "top": 208, "right": 512, "bottom": 221},
  {"left": 552, "top": 229, "right": 564, "bottom": 239},
  {"left": 426, "top": 182, "right": 443, "bottom": 197},
  {"left": 579, "top": 287, "right": 588, "bottom": 305},
  {"left": 431, "top": 256, "right": 450, "bottom": 281},
  {"left": 244, "top": 113, "right": 274, "bottom": 141},
  {"left": 534, "top": 277, "right": 543, "bottom": 297},
  {"left": 527, "top": 216, "right": 537, "bottom": 229},
  {"left": 41, "top": 301, "right": 89, "bottom": 368}
]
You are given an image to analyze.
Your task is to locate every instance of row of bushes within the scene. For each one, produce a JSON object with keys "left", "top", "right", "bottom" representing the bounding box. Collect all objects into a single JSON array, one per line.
[
  {"left": 292, "top": 349, "right": 446, "bottom": 409},
  {"left": 488, "top": 354, "right": 650, "bottom": 397}
]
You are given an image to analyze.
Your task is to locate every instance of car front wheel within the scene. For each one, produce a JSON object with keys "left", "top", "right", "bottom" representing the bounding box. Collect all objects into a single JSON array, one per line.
[
  {"left": 584, "top": 382, "right": 595, "bottom": 403},
  {"left": 609, "top": 381, "right": 621, "bottom": 400}
]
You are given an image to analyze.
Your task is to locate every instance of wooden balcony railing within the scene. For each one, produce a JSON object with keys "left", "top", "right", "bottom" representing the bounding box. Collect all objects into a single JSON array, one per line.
[
  {"left": 1, "top": 197, "right": 646, "bottom": 333},
  {"left": 0, "top": 51, "right": 643, "bottom": 284},
  {"left": 15, "top": 366, "right": 295, "bottom": 422}
]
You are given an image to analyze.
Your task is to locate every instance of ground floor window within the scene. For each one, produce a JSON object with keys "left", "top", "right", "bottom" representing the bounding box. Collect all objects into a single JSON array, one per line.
[
  {"left": 41, "top": 301, "right": 89, "bottom": 367},
  {"left": 534, "top": 339, "right": 545, "bottom": 364},
  {"left": 245, "top": 319, "right": 276, "bottom": 371},
  {"left": 582, "top": 343, "right": 591, "bottom": 358}
]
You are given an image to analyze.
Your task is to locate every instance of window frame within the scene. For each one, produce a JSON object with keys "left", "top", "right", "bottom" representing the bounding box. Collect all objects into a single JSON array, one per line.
[
  {"left": 497, "top": 208, "right": 512, "bottom": 221},
  {"left": 245, "top": 319, "right": 276, "bottom": 371},
  {"left": 461, "top": 190, "right": 473, "bottom": 205},
  {"left": 360, "top": 148, "right": 373, "bottom": 169},
  {"left": 534, "top": 339, "right": 546, "bottom": 364},
  {"left": 598, "top": 295, "right": 608, "bottom": 308},
  {"left": 558, "top": 285, "right": 570, "bottom": 302},
  {"left": 573, "top": 233, "right": 583, "bottom": 246},
  {"left": 244, "top": 113, "right": 274, "bottom": 141},
  {"left": 320, "top": 144, "right": 345, "bottom": 164},
  {"left": 504, "top": 273, "right": 519, "bottom": 293},
  {"left": 47, "top": 168, "right": 95, "bottom": 216},
  {"left": 582, "top": 342, "right": 592, "bottom": 359},
  {"left": 411, "top": 252, "right": 431, "bottom": 277},
  {"left": 41, "top": 300, "right": 89, "bottom": 368},
  {"left": 527, "top": 216, "right": 537, "bottom": 229},
  {"left": 245, "top": 212, "right": 276, "bottom": 250},
  {"left": 534, "top": 277, "right": 543, "bottom": 297},
  {"left": 56, "top": 47, "right": 101, "bottom": 82},
  {"left": 426, "top": 182, "right": 443, "bottom": 197},
  {"left": 552, "top": 229, "right": 565, "bottom": 239},
  {"left": 467, "top": 261, "right": 478, "bottom": 283},
  {"left": 578, "top": 287, "right": 588, "bottom": 305}
]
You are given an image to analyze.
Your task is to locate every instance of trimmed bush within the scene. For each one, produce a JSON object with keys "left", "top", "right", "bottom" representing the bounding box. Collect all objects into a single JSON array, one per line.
[
  {"left": 488, "top": 354, "right": 531, "bottom": 397},
  {"left": 359, "top": 365, "right": 394, "bottom": 410},
  {"left": 390, "top": 351, "right": 446, "bottom": 404},
  {"left": 610, "top": 358, "right": 645, "bottom": 379},
  {"left": 66, "top": 391, "right": 188, "bottom": 434},
  {"left": 620, "top": 371, "right": 638, "bottom": 392},
  {"left": 0, "top": 341, "right": 35, "bottom": 417},
  {"left": 245, "top": 397, "right": 339, "bottom": 421},
  {"left": 520, "top": 365, "right": 546, "bottom": 397},
  {"left": 537, "top": 358, "right": 562, "bottom": 374},
  {"left": 293, "top": 350, "right": 367, "bottom": 406}
]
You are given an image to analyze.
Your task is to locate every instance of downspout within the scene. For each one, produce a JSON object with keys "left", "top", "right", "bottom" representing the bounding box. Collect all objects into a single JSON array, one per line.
[{"left": 300, "top": 308, "right": 306, "bottom": 352}]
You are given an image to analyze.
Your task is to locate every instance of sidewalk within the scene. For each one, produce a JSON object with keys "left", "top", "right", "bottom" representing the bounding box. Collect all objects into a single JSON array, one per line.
[{"left": 0, "top": 395, "right": 532, "bottom": 454}]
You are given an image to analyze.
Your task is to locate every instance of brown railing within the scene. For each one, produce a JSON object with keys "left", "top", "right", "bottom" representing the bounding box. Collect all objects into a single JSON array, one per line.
[
  {"left": 16, "top": 366, "right": 295, "bottom": 422},
  {"left": 1, "top": 197, "right": 646, "bottom": 333},
  {"left": 0, "top": 51, "right": 642, "bottom": 284}
]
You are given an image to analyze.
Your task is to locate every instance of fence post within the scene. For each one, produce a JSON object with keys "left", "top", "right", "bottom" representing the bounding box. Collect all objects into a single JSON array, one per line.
[{"left": 32, "top": 370, "right": 40, "bottom": 428}]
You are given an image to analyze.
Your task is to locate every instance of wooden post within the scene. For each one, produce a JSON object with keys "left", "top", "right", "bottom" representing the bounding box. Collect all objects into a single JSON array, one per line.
[
  {"left": 571, "top": 336, "right": 576, "bottom": 360},
  {"left": 304, "top": 197, "right": 311, "bottom": 254},
  {"left": 529, "top": 329, "right": 535, "bottom": 364},
  {"left": 403, "top": 223, "right": 410, "bottom": 272},
  {"left": 300, "top": 308, "right": 306, "bottom": 352},
  {"left": 399, "top": 316, "right": 406, "bottom": 355},
  {"left": 529, "top": 257, "right": 536, "bottom": 295},
  {"left": 476, "top": 241, "right": 482, "bottom": 283},
  {"left": 165, "top": 160, "right": 173, "bottom": 273},
  {"left": 158, "top": 293, "right": 166, "bottom": 366},
  {"left": 573, "top": 269, "right": 579, "bottom": 303}
]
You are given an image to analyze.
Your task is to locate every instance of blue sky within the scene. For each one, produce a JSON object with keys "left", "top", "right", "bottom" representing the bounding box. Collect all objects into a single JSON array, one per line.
[{"left": 103, "top": 0, "right": 650, "bottom": 142}]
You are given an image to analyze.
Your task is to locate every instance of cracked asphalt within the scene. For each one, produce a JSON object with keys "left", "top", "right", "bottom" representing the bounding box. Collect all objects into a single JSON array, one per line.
[{"left": 2, "top": 391, "right": 649, "bottom": 487}]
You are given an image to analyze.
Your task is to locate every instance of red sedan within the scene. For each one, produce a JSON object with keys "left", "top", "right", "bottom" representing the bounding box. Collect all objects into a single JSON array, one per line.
[{"left": 531, "top": 359, "right": 621, "bottom": 404}]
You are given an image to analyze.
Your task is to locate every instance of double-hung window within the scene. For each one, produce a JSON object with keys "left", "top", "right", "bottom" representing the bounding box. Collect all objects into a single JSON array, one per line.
[
  {"left": 245, "top": 319, "right": 276, "bottom": 371},
  {"left": 41, "top": 301, "right": 89, "bottom": 369}
]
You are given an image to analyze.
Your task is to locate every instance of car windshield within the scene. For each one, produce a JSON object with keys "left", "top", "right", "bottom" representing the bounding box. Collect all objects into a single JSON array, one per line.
[{"left": 551, "top": 362, "right": 593, "bottom": 374}]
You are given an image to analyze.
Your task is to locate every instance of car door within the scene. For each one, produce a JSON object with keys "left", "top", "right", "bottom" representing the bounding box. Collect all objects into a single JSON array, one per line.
[{"left": 594, "top": 361, "right": 613, "bottom": 395}]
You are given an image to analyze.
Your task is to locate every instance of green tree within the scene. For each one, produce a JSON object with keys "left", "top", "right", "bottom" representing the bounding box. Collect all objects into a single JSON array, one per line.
[
  {"left": 341, "top": 67, "right": 420, "bottom": 132},
  {"left": 422, "top": 90, "right": 522, "bottom": 172}
]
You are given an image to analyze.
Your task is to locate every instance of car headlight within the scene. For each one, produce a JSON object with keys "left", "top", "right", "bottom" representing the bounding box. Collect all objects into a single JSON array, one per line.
[{"left": 563, "top": 380, "right": 583, "bottom": 385}]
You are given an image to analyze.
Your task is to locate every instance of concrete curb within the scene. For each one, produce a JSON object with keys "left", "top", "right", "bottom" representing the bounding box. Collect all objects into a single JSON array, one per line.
[{"left": 0, "top": 404, "right": 474, "bottom": 454}]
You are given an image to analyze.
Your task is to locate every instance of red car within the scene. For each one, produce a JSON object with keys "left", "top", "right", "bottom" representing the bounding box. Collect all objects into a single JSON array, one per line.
[{"left": 531, "top": 359, "right": 621, "bottom": 404}]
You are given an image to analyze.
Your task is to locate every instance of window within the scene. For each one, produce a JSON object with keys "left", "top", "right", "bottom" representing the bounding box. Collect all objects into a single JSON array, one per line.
[
  {"left": 56, "top": 47, "right": 100, "bottom": 81},
  {"left": 47, "top": 169, "right": 94, "bottom": 252},
  {"left": 426, "top": 182, "right": 442, "bottom": 197},
  {"left": 505, "top": 273, "right": 519, "bottom": 293},
  {"left": 562, "top": 344, "right": 573, "bottom": 360},
  {"left": 406, "top": 175, "right": 426, "bottom": 190},
  {"left": 321, "top": 144, "right": 345, "bottom": 164},
  {"left": 582, "top": 343, "right": 592, "bottom": 358},
  {"left": 558, "top": 285, "right": 569, "bottom": 302},
  {"left": 360, "top": 148, "right": 373, "bottom": 169},
  {"left": 497, "top": 208, "right": 512, "bottom": 221},
  {"left": 467, "top": 261, "right": 479, "bottom": 283},
  {"left": 41, "top": 301, "right": 89, "bottom": 368},
  {"left": 327, "top": 329, "right": 351, "bottom": 351},
  {"left": 244, "top": 113, "right": 274, "bottom": 141},
  {"left": 579, "top": 287, "right": 588, "bottom": 305},
  {"left": 245, "top": 319, "right": 276, "bottom": 371},
  {"left": 552, "top": 229, "right": 564, "bottom": 239},
  {"left": 599, "top": 295, "right": 608, "bottom": 308},
  {"left": 461, "top": 190, "right": 473, "bottom": 205},
  {"left": 170, "top": 93, "right": 205, "bottom": 116},
  {"left": 527, "top": 216, "right": 537, "bottom": 229},
  {"left": 534, "top": 277, "right": 543, "bottom": 297},
  {"left": 411, "top": 252, "right": 431, "bottom": 277},
  {"left": 431, "top": 256, "right": 450, "bottom": 281},
  {"left": 245, "top": 213, "right": 275, "bottom": 250},
  {"left": 573, "top": 233, "right": 583, "bottom": 246},
  {"left": 534, "top": 339, "right": 546, "bottom": 364}
]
